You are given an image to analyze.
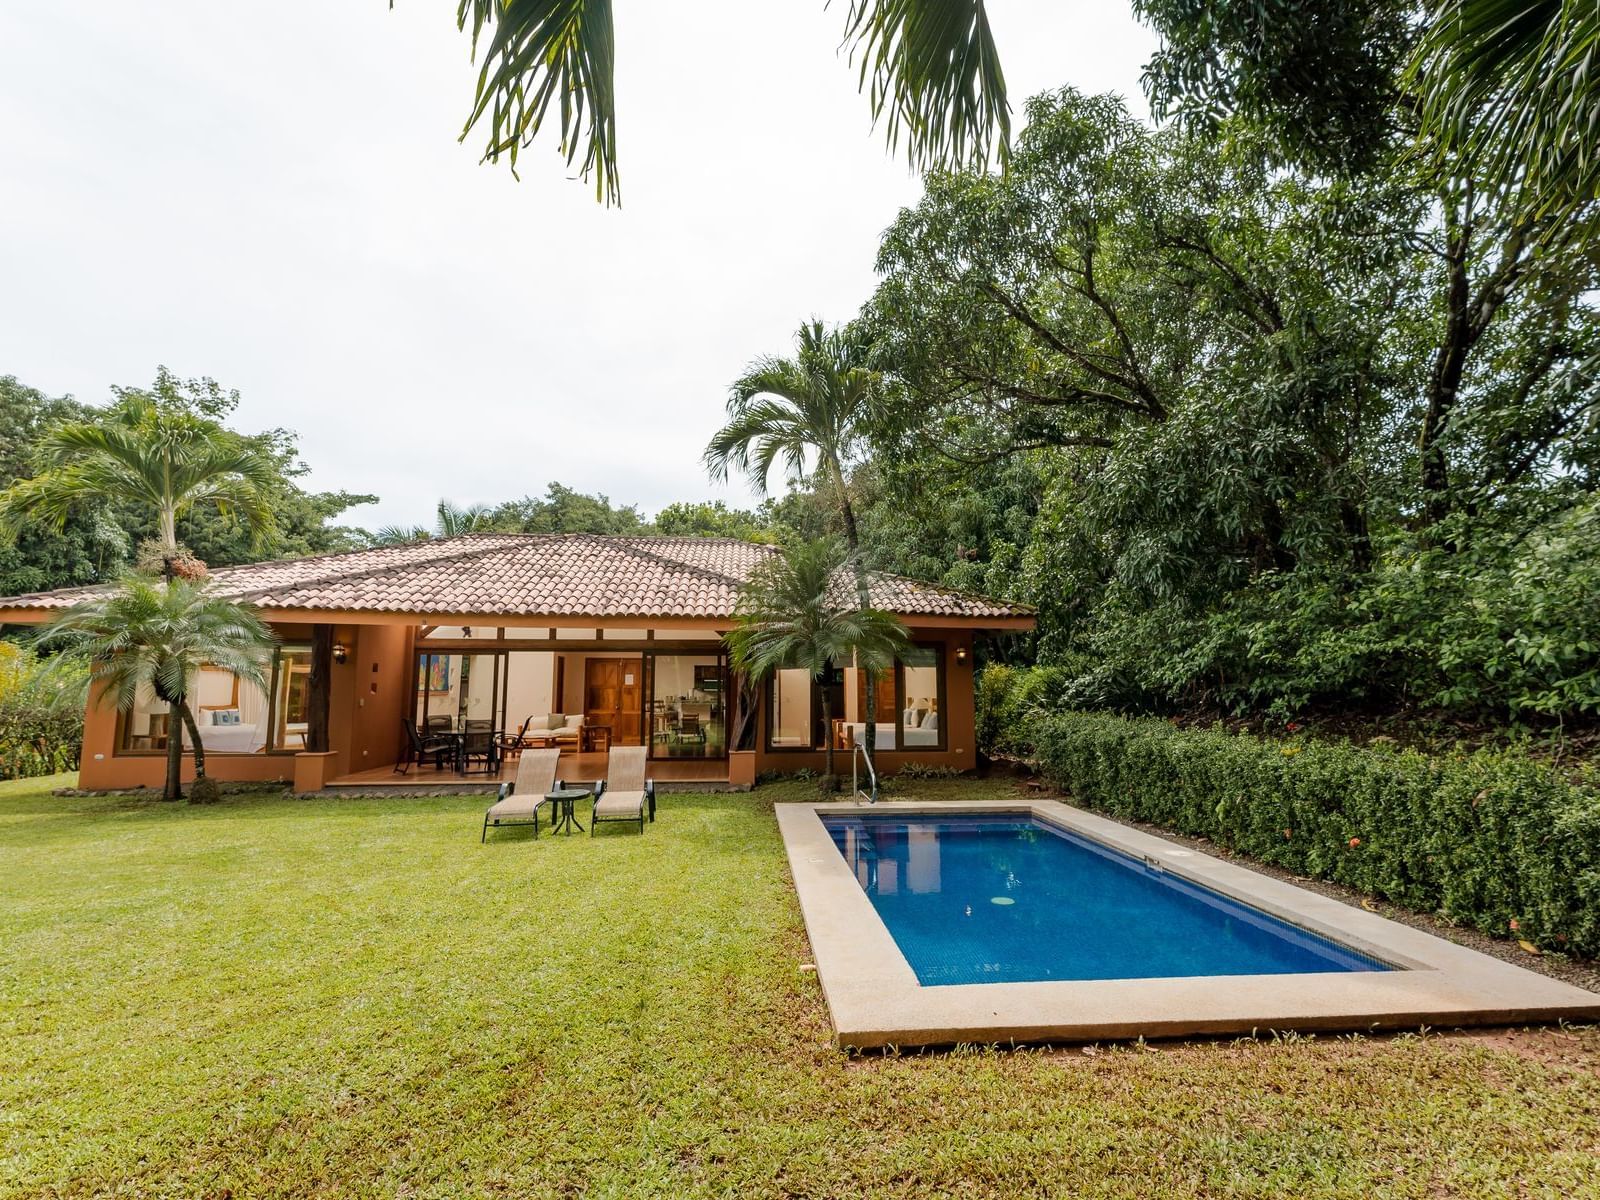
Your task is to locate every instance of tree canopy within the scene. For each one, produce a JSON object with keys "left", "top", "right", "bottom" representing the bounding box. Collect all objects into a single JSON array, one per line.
[{"left": 850, "top": 87, "right": 1599, "bottom": 724}]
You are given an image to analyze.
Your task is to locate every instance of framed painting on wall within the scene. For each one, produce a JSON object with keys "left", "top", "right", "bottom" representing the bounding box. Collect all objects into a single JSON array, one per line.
[{"left": 420, "top": 654, "right": 452, "bottom": 693}]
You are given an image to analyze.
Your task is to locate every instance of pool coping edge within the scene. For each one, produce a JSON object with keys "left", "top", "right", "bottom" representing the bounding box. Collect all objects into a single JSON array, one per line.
[{"left": 776, "top": 798, "right": 1600, "bottom": 1049}]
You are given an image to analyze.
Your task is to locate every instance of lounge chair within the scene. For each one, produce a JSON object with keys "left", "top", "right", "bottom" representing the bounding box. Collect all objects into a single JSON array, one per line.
[
  {"left": 481, "top": 749, "right": 560, "bottom": 842},
  {"left": 592, "top": 745, "right": 654, "bottom": 836}
]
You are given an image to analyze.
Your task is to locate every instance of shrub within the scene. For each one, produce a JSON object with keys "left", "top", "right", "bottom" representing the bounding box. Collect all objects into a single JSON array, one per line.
[
  {"left": 0, "top": 641, "right": 86, "bottom": 781},
  {"left": 1029, "top": 710, "right": 1600, "bottom": 957},
  {"left": 975, "top": 662, "right": 1075, "bottom": 757}
]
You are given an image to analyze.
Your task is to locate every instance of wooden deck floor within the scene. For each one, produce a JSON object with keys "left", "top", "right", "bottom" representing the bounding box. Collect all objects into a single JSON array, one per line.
[{"left": 329, "top": 751, "right": 729, "bottom": 789}]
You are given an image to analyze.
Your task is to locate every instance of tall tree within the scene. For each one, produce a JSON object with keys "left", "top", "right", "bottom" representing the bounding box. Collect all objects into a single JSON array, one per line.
[
  {"left": 445, "top": 0, "right": 1008, "bottom": 204},
  {"left": 33, "top": 577, "right": 275, "bottom": 801},
  {"left": 0, "top": 369, "right": 281, "bottom": 576},
  {"left": 706, "top": 319, "right": 890, "bottom": 770},
  {"left": 726, "top": 537, "right": 907, "bottom": 788},
  {"left": 863, "top": 87, "right": 1599, "bottom": 721}
]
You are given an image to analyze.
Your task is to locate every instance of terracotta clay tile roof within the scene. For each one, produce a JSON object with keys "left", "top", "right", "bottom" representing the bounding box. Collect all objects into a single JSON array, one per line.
[{"left": 0, "top": 534, "right": 1035, "bottom": 623}]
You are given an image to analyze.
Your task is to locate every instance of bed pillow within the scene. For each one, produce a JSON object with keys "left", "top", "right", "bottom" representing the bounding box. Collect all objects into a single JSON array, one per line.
[{"left": 210, "top": 709, "right": 241, "bottom": 726}]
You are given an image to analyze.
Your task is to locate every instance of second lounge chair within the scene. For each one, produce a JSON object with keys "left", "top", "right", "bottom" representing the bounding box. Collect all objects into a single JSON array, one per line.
[{"left": 592, "top": 745, "right": 655, "bottom": 836}]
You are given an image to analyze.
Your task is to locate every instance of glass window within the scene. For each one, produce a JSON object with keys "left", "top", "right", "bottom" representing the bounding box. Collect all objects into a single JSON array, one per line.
[
  {"left": 119, "top": 681, "right": 172, "bottom": 753},
  {"left": 899, "top": 646, "right": 943, "bottom": 749},
  {"left": 119, "top": 659, "right": 275, "bottom": 755},
  {"left": 649, "top": 654, "right": 726, "bottom": 759},
  {"left": 414, "top": 652, "right": 507, "bottom": 732},
  {"left": 842, "top": 665, "right": 897, "bottom": 750},
  {"left": 769, "top": 668, "right": 816, "bottom": 749},
  {"left": 270, "top": 647, "right": 313, "bottom": 750}
]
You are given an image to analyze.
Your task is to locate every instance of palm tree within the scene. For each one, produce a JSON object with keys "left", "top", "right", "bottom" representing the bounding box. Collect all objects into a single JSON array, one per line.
[
  {"left": 449, "top": 0, "right": 1009, "bottom": 205},
  {"left": 726, "top": 538, "right": 907, "bottom": 788},
  {"left": 34, "top": 577, "right": 276, "bottom": 802},
  {"left": 706, "top": 319, "right": 890, "bottom": 770},
  {"left": 371, "top": 499, "right": 496, "bottom": 546},
  {"left": 0, "top": 393, "right": 279, "bottom": 573},
  {"left": 1411, "top": 0, "right": 1600, "bottom": 234}
]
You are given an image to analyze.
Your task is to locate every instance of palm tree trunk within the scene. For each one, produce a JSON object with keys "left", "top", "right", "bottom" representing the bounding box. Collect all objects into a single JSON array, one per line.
[
  {"left": 821, "top": 685, "right": 836, "bottom": 787},
  {"left": 833, "top": 472, "right": 879, "bottom": 775},
  {"left": 175, "top": 700, "right": 206, "bottom": 781},
  {"left": 159, "top": 504, "right": 179, "bottom": 583},
  {"left": 163, "top": 711, "right": 183, "bottom": 800}
]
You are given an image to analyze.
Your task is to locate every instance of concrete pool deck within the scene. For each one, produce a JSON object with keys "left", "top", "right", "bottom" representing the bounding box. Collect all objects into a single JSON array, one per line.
[{"left": 777, "top": 799, "right": 1600, "bottom": 1049}]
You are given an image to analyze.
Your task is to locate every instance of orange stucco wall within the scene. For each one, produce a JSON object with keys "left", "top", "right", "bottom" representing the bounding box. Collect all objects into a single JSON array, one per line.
[
  {"left": 76, "top": 620, "right": 414, "bottom": 791},
  {"left": 74, "top": 620, "right": 979, "bottom": 790}
]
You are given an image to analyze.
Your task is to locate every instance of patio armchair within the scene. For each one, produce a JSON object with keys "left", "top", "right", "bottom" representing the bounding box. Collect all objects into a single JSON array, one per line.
[
  {"left": 481, "top": 749, "right": 561, "bottom": 841},
  {"left": 460, "top": 720, "right": 501, "bottom": 775},
  {"left": 591, "top": 745, "right": 654, "bottom": 836},
  {"left": 396, "top": 717, "right": 456, "bottom": 775},
  {"left": 495, "top": 715, "right": 537, "bottom": 760}
]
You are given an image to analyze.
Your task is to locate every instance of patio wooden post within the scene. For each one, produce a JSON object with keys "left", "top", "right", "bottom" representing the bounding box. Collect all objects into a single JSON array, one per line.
[{"left": 308, "top": 624, "right": 333, "bottom": 754}]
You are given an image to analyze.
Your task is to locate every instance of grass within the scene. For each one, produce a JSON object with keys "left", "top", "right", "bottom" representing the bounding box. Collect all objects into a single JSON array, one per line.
[{"left": 2, "top": 772, "right": 1598, "bottom": 1198}]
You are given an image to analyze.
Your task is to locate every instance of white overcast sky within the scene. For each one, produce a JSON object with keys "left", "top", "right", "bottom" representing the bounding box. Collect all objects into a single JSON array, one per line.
[{"left": 0, "top": 3, "right": 1157, "bottom": 531}]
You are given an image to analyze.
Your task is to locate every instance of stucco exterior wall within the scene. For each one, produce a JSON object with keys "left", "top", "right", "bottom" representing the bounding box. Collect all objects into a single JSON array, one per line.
[{"left": 72, "top": 621, "right": 982, "bottom": 790}]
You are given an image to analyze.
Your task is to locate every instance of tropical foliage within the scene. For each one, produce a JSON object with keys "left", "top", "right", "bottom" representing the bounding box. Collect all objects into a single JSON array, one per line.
[
  {"left": 726, "top": 537, "right": 907, "bottom": 784},
  {"left": 0, "top": 640, "right": 86, "bottom": 781},
  {"left": 1411, "top": 0, "right": 1600, "bottom": 235},
  {"left": 446, "top": 0, "right": 1009, "bottom": 204},
  {"left": 0, "top": 370, "right": 372, "bottom": 593},
  {"left": 34, "top": 578, "right": 275, "bottom": 801},
  {"left": 708, "top": 319, "right": 892, "bottom": 765},
  {"left": 1027, "top": 709, "right": 1600, "bottom": 956},
  {"left": 841, "top": 85, "right": 1598, "bottom": 727}
]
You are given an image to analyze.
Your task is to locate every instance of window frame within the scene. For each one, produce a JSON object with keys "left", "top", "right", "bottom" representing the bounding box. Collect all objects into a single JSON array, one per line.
[
  {"left": 114, "top": 645, "right": 305, "bottom": 757},
  {"left": 761, "top": 646, "right": 947, "bottom": 754}
]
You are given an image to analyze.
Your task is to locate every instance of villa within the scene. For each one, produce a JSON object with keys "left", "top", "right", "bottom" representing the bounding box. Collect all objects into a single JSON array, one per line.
[{"left": 0, "top": 533, "right": 1034, "bottom": 794}]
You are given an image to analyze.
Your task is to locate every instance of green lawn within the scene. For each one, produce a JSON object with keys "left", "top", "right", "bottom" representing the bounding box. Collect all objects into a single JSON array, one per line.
[{"left": 3, "top": 774, "right": 1598, "bottom": 1199}]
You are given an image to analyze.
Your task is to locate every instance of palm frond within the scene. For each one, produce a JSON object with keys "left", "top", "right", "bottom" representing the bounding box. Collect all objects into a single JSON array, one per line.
[
  {"left": 457, "top": 0, "right": 620, "bottom": 204},
  {"left": 705, "top": 319, "right": 882, "bottom": 497},
  {"left": 841, "top": 0, "right": 1011, "bottom": 173},
  {"left": 34, "top": 576, "right": 276, "bottom": 711},
  {"left": 728, "top": 537, "right": 907, "bottom": 682},
  {"left": 1411, "top": 0, "right": 1600, "bottom": 231}
]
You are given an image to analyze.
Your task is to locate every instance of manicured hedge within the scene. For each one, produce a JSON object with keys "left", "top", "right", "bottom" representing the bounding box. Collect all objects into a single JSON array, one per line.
[{"left": 1029, "top": 711, "right": 1600, "bottom": 958}]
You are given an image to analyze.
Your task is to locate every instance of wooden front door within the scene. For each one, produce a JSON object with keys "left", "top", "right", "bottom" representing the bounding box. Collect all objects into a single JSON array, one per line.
[{"left": 584, "top": 657, "right": 642, "bottom": 745}]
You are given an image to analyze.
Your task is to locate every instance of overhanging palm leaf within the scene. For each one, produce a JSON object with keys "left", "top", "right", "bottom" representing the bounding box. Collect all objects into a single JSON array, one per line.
[
  {"left": 457, "top": 0, "right": 619, "bottom": 203},
  {"left": 1411, "top": 0, "right": 1600, "bottom": 232},
  {"left": 449, "top": 0, "right": 1008, "bottom": 206},
  {"left": 842, "top": 0, "right": 1011, "bottom": 173}
]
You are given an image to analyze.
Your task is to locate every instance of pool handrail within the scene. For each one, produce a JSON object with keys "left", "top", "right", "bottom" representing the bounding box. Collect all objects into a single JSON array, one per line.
[{"left": 851, "top": 741, "right": 878, "bottom": 804}]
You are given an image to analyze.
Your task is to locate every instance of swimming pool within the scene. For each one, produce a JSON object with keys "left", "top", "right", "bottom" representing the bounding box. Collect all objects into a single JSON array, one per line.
[{"left": 824, "top": 813, "right": 1391, "bottom": 985}]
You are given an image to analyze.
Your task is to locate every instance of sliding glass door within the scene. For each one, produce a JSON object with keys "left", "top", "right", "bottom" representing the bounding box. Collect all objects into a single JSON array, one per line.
[
  {"left": 647, "top": 653, "right": 727, "bottom": 759},
  {"left": 414, "top": 651, "right": 509, "bottom": 733}
]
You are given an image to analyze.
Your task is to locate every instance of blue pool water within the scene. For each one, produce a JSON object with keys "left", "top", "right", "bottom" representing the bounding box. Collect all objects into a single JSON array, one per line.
[{"left": 824, "top": 814, "right": 1392, "bottom": 986}]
